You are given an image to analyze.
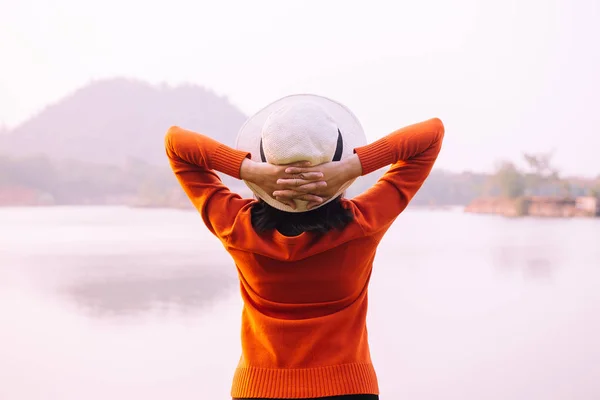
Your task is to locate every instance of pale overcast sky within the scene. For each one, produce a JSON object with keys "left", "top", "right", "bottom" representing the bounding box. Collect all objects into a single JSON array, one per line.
[{"left": 1, "top": 0, "right": 598, "bottom": 176}]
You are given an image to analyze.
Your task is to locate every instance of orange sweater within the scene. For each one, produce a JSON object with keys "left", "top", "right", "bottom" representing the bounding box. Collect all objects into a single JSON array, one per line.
[{"left": 165, "top": 118, "right": 444, "bottom": 399}]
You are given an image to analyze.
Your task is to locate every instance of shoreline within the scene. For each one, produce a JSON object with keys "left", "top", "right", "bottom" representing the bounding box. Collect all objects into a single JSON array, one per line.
[{"left": 465, "top": 196, "right": 600, "bottom": 218}]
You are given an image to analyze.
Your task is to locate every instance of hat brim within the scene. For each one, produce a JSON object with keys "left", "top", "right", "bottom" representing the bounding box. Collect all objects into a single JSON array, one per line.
[{"left": 235, "top": 94, "right": 367, "bottom": 213}]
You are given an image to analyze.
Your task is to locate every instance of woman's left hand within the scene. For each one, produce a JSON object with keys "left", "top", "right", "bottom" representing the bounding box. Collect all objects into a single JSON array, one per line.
[
  {"left": 272, "top": 155, "right": 363, "bottom": 209},
  {"left": 240, "top": 159, "right": 327, "bottom": 209}
]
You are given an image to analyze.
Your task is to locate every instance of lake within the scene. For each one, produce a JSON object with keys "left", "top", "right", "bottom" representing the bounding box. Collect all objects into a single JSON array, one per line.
[{"left": 1, "top": 206, "right": 599, "bottom": 399}]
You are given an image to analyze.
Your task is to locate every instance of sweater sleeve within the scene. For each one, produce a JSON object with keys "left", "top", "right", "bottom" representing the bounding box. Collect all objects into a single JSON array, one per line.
[
  {"left": 164, "top": 126, "right": 252, "bottom": 239},
  {"left": 351, "top": 118, "right": 445, "bottom": 233}
]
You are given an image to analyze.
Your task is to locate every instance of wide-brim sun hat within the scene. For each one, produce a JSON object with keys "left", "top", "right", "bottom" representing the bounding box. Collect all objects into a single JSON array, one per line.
[{"left": 235, "top": 94, "right": 367, "bottom": 213}]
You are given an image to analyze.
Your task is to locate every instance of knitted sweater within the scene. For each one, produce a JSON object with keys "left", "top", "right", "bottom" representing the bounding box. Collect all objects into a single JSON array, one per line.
[{"left": 165, "top": 118, "right": 445, "bottom": 399}]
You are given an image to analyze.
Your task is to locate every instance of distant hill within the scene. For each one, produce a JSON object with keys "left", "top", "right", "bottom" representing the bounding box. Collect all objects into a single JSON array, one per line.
[
  {"left": 4, "top": 78, "right": 593, "bottom": 208},
  {"left": 0, "top": 78, "right": 250, "bottom": 206},
  {"left": 0, "top": 78, "right": 247, "bottom": 166}
]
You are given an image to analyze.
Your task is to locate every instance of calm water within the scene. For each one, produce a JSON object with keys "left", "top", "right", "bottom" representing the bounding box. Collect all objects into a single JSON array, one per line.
[{"left": 1, "top": 206, "right": 599, "bottom": 400}]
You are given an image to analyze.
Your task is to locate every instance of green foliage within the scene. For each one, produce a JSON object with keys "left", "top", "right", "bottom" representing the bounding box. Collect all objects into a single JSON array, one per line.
[
  {"left": 523, "top": 152, "right": 558, "bottom": 179},
  {"left": 348, "top": 168, "right": 488, "bottom": 206},
  {"left": 0, "top": 152, "right": 598, "bottom": 207},
  {"left": 522, "top": 151, "right": 561, "bottom": 195},
  {"left": 0, "top": 154, "right": 178, "bottom": 204},
  {"left": 411, "top": 170, "right": 488, "bottom": 206},
  {"left": 492, "top": 162, "right": 526, "bottom": 198},
  {"left": 487, "top": 152, "right": 597, "bottom": 200},
  {"left": 514, "top": 197, "right": 530, "bottom": 216}
]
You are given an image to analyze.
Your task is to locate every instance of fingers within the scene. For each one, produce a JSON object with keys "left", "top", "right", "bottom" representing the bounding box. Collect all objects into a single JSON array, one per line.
[
  {"left": 273, "top": 190, "right": 324, "bottom": 203},
  {"left": 276, "top": 179, "right": 327, "bottom": 192},
  {"left": 285, "top": 166, "right": 317, "bottom": 175},
  {"left": 275, "top": 196, "right": 296, "bottom": 209},
  {"left": 276, "top": 178, "right": 311, "bottom": 187},
  {"left": 280, "top": 172, "right": 323, "bottom": 181},
  {"left": 274, "top": 190, "right": 326, "bottom": 210},
  {"left": 295, "top": 181, "right": 327, "bottom": 192},
  {"left": 273, "top": 190, "right": 302, "bottom": 198},
  {"left": 298, "top": 172, "right": 323, "bottom": 180},
  {"left": 297, "top": 194, "right": 324, "bottom": 205}
]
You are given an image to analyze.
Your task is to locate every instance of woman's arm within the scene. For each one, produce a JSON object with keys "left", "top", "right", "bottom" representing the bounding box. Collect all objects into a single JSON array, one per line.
[
  {"left": 164, "top": 126, "right": 252, "bottom": 238},
  {"left": 352, "top": 118, "right": 445, "bottom": 231},
  {"left": 165, "top": 126, "right": 328, "bottom": 234},
  {"left": 277, "top": 118, "right": 444, "bottom": 225}
]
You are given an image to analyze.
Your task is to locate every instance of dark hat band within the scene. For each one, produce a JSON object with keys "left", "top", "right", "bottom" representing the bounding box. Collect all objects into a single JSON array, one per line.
[{"left": 259, "top": 129, "right": 344, "bottom": 163}]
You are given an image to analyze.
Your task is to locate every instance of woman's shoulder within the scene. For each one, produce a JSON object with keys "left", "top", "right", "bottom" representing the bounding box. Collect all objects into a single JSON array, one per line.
[{"left": 342, "top": 197, "right": 395, "bottom": 236}]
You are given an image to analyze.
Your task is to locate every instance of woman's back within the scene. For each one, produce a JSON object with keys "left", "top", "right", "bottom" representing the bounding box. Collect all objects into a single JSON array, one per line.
[
  {"left": 224, "top": 199, "right": 384, "bottom": 398},
  {"left": 164, "top": 95, "right": 444, "bottom": 399}
]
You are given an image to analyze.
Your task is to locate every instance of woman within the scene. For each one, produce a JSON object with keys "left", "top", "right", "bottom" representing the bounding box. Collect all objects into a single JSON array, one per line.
[{"left": 165, "top": 95, "right": 444, "bottom": 400}]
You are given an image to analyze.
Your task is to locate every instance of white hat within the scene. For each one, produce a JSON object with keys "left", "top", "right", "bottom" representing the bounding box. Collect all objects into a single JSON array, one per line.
[{"left": 235, "top": 94, "right": 367, "bottom": 213}]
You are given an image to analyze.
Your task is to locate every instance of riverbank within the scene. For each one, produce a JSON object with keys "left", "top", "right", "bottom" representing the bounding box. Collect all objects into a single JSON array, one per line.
[{"left": 465, "top": 196, "right": 600, "bottom": 218}]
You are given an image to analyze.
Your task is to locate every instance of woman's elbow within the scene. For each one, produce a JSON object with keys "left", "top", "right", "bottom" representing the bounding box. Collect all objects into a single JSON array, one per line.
[
  {"left": 165, "top": 125, "right": 180, "bottom": 142},
  {"left": 430, "top": 118, "right": 444, "bottom": 134},
  {"left": 165, "top": 125, "right": 183, "bottom": 150}
]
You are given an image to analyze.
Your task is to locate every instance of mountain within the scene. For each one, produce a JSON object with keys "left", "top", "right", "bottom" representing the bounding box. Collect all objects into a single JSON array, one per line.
[
  {"left": 0, "top": 78, "right": 247, "bottom": 166},
  {"left": 4, "top": 78, "right": 592, "bottom": 208},
  {"left": 0, "top": 79, "right": 251, "bottom": 206}
]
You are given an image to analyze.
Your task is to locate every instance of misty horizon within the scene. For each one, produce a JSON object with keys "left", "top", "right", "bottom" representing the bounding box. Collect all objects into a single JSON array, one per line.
[
  {"left": 1, "top": 77, "right": 598, "bottom": 181},
  {"left": 2, "top": 0, "right": 599, "bottom": 176}
]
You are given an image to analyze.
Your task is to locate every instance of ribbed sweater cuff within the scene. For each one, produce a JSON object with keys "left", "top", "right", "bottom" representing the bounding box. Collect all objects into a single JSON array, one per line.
[
  {"left": 354, "top": 138, "right": 394, "bottom": 175},
  {"left": 231, "top": 363, "right": 379, "bottom": 399},
  {"left": 211, "top": 144, "right": 250, "bottom": 179}
]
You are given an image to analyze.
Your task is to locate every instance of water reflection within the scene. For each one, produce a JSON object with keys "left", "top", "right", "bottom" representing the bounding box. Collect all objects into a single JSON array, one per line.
[
  {"left": 490, "top": 245, "right": 556, "bottom": 280},
  {"left": 61, "top": 271, "right": 237, "bottom": 318},
  {"left": 1, "top": 208, "right": 599, "bottom": 400},
  {"left": 1, "top": 252, "right": 238, "bottom": 319}
]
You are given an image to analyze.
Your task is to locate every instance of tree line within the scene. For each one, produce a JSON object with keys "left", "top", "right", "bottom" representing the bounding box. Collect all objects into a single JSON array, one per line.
[
  {"left": 0, "top": 152, "right": 598, "bottom": 207},
  {"left": 489, "top": 152, "right": 599, "bottom": 199}
]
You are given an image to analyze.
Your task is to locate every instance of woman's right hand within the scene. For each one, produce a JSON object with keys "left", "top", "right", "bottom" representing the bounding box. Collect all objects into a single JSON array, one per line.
[
  {"left": 274, "top": 154, "right": 363, "bottom": 209},
  {"left": 240, "top": 158, "right": 328, "bottom": 209}
]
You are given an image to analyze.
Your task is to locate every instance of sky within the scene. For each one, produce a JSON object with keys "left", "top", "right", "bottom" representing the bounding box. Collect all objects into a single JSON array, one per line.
[{"left": 1, "top": 0, "right": 599, "bottom": 176}]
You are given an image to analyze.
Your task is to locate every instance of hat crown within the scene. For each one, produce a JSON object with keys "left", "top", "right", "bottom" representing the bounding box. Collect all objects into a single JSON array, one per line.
[
  {"left": 261, "top": 102, "right": 339, "bottom": 165},
  {"left": 235, "top": 94, "right": 366, "bottom": 213}
]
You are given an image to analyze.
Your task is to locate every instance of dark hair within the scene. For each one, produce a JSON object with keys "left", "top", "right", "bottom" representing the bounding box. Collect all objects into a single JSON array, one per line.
[{"left": 251, "top": 197, "right": 354, "bottom": 237}]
